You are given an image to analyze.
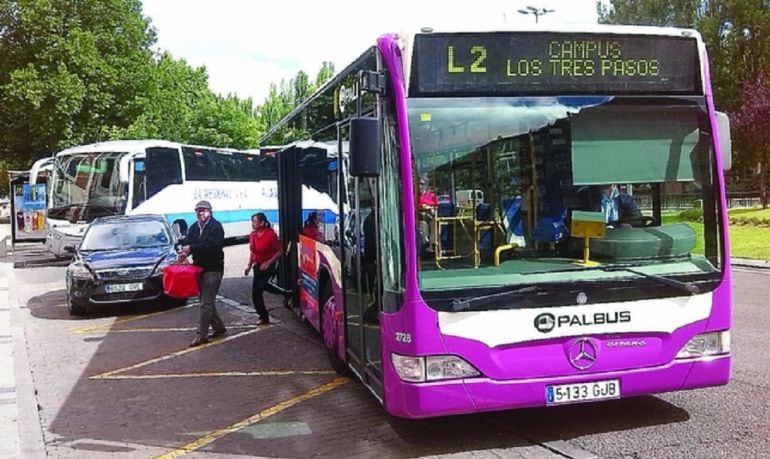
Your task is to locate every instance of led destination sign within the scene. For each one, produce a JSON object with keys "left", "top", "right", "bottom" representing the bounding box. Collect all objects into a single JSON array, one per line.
[{"left": 411, "top": 32, "right": 700, "bottom": 96}]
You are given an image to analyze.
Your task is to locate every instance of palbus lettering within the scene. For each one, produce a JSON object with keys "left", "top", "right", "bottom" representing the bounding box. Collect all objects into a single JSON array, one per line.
[{"left": 556, "top": 311, "right": 631, "bottom": 328}]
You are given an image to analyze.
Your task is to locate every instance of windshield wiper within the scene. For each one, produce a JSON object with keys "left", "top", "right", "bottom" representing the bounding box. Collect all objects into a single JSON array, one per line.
[
  {"left": 452, "top": 285, "right": 539, "bottom": 312},
  {"left": 601, "top": 266, "right": 700, "bottom": 294}
]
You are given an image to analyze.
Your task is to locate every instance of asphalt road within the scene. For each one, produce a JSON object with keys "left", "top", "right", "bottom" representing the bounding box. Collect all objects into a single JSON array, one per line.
[{"left": 4, "top": 237, "right": 769, "bottom": 458}]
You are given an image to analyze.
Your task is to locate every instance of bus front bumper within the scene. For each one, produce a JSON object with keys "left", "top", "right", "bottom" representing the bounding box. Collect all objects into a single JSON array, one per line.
[
  {"left": 46, "top": 231, "right": 81, "bottom": 257},
  {"left": 384, "top": 354, "right": 730, "bottom": 418}
]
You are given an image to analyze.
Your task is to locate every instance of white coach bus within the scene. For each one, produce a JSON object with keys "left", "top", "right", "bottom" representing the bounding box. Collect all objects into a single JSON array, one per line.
[{"left": 32, "top": 140, "right": 278, "bottom": 257}]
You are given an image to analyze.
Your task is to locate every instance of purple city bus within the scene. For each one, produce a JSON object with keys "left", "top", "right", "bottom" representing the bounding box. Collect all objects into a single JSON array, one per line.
[{"left": 264, "top": 25, "right": 732, "bottom": 418}]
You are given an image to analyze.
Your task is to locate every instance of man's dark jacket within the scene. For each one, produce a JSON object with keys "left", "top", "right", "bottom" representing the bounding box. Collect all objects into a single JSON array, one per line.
[{"left": 183, "top": 217, "right": 225, "bottom": 272}]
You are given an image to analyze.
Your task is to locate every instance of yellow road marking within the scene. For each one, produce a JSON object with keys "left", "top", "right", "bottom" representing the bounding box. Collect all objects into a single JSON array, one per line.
[
  {"left": 154, "top": 377, "right": 349, "bottom": 459},
  {"left": 90, "top": 326, "right": 266, "bottom": 379},
  {"left": 68, "top": 303, "right": 196, "bottom": 334},
  {"left": 91, "top": 369, "right": 336, "bottom": 380},
  {"left": 102, "top": 325, "right": 254, "bottom": 333}
]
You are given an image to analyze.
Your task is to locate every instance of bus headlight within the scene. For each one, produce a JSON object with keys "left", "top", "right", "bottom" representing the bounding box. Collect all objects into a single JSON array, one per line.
[
  {"left": 676, "top": 330, "right": 730, "bottom": 359},
  {"left": 391, "top": 353, "right": 480, "bottom": 382}
]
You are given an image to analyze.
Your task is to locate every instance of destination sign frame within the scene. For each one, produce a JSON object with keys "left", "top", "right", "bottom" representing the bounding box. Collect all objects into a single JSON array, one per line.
[{"left": 410, "top": 32, "right": 701, "bottom": 96}]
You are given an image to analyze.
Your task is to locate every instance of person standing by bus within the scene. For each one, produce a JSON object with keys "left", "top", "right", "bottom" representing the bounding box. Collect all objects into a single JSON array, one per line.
[
  {"left": 178, "top": 200, "right": 227, "bottom": 347},
  {"left": 244, "top": 212, "right": 287, "bottom": 325}
]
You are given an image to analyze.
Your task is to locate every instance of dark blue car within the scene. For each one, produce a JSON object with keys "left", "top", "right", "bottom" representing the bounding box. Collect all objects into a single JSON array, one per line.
[{"left": 65, "top": 214, "right": 183, "bottom": 315}]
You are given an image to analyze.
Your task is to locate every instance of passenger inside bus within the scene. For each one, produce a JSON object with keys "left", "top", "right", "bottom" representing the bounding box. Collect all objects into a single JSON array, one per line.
[
  {"left": 300, "top": 211, "right": 323, "bottom": 241},
  {"left": 417, "top": 177, "right": 438, "bottom": 254}
]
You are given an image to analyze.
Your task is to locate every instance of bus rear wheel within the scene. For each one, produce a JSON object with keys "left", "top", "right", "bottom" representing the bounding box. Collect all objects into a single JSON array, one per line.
[{"left": 321, "top": 283, "right": 348, "bottom": 375}]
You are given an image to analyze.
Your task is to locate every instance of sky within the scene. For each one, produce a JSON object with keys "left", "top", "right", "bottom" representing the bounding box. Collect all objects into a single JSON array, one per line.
[{"left": 140, "top": 0, "right": 601, "bottom": 105}]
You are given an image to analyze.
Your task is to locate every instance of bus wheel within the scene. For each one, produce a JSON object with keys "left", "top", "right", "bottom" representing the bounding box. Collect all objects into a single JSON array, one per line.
[{"left": 321, "top": 283, "right": 348, "bottom": 375}]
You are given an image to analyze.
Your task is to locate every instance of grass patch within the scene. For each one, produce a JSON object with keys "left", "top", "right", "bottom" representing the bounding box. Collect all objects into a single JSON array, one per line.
[
  {"left": 662, "top": 207, "right": 770, "bottom": 259},
  {"left": 728, "top": 225, "right": 770, "bottom": 259},
  {"left": 727, "top": 206, "right": 770, "bottom": 226},
  {"left": 726, "top": 206, "right": 770, "bottom": 258}
]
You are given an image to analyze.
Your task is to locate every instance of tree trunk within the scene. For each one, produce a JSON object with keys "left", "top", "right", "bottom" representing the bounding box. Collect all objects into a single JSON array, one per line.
[{"left": 761, "top": 161, "right": 768, "bottom": 209}]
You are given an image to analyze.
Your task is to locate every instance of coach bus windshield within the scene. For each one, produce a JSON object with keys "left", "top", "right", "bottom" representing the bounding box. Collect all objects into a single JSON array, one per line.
[
  {"left": 49, "top": 151, "right": 125, "bottom": 222},
  {"left": 408, "top": 96, "right": 723, "bottom": 306}
]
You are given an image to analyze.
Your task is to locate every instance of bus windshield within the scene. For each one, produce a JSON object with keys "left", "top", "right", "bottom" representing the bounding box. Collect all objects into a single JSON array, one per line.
[
  {"left": 49, "top": 151, "right": 125, "bottom": 221},
  {"left": 408, "top": 96, "right": 722, "bottom": 302}
]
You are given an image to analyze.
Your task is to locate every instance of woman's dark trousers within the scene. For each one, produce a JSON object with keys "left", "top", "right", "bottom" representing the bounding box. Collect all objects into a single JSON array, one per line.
[{"left": 251, "top": 264, "right": 283, "bottom": 321}]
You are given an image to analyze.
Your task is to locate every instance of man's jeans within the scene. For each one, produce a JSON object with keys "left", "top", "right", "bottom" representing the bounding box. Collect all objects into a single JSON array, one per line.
[{"left": 197, "top": 270, "right": 225, "bottom": 339}]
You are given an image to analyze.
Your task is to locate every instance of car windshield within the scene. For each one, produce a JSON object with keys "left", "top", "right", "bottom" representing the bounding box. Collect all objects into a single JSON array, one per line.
[
  {"left": 80, "top": 220, "right": 171, "bottom": 251},
  {"left": 408, "top": 96, "right": 723, "bottom": 301}
]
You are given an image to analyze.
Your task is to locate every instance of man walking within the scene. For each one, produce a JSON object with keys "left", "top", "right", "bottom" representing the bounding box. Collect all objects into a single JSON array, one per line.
[{"left": 178, "top": 200, "right": 227, "bottom": 347}]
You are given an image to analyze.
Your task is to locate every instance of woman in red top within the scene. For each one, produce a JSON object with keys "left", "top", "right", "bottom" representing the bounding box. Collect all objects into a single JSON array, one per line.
[{"left": 244, "top": 212, "right": 287, "bottom": 324}]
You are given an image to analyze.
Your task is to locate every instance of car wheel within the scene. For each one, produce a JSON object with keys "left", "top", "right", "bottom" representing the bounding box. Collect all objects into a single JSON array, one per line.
[{"left": 66, "top": 292, "right": 87, "bottom": 316}]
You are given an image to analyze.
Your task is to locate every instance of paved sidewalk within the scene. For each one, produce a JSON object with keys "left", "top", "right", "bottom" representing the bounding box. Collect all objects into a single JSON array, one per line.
[
  {"left": 731, "top": 257, "right": 770, "bottom": 270},
  {"left": 0, "top": 260, "right": 20, "bottom": 458},
  {"left": 0, "top": 224, "right": 45, "bottom": 458}
]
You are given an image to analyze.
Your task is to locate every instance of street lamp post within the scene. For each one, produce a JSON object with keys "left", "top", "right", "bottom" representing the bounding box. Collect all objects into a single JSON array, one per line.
[{"left": 517, "top": 5, "right": 555, "bottom": 23}]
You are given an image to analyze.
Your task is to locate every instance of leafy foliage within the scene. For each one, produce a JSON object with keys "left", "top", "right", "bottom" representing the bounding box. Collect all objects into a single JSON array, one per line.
[
  {"left": 0, "top": 1, "right": 265, "bottom": 195},
  {"left": 730, "top": 72, "right": 770, "bottom": 205},
  {"left": 0, "top": 0, "right": 156, "bottom": 165},
  {"left": 256, "top": 61, "right": 335, "bottom": 145},
  {"left": 598, "top": 0, "right": 770, "bottom": 193}
]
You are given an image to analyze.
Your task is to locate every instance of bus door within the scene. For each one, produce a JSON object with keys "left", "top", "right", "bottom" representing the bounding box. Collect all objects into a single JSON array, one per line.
[
  {"left": 340, "top": 125, "right": 383, "bottom": 397},
  {"left": 276, "top": 146, "right": 301, "bottom": 297}
]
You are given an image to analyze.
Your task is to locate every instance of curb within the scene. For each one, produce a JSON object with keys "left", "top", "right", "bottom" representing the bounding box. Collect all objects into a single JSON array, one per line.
[{"left": 730, "top": 258, "right": 770, "bottom": 270}]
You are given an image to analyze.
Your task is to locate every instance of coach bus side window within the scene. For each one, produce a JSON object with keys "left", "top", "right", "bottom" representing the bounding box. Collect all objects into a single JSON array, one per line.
[{"left": 145, "top": 148, "right": 183, "bottom": 204}]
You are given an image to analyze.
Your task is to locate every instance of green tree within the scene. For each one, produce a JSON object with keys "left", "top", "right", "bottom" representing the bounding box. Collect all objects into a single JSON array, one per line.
[
  {"left": 597, "top": 0, "right": 770, "bottom": 191},
  {"left": 188, "top": 93, "right": 260, "bottom": 149},
  {"left": 597, "top": 0, "right": 700, "bottom": 27},
  {"left": 731, "top": 72, "right": 770, "bottom": 206},
  {"left": 257, "top": 63, "right": 337, "bottom": 145},
  {"left": 0, "top": 0, "right": 156, "bottom": 166}
]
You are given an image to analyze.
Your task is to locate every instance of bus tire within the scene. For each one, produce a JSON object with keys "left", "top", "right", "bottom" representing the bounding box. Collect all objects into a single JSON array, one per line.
[{"left": 321, "top": 282, "right": 348, "bottom": 375}]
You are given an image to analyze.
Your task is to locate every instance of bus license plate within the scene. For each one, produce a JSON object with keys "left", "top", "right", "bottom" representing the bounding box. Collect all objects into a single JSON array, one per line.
[
  {"left": 546, "top": 379, "right": 620, "bottom": 405},
  {"left": 105, "top": 282, "right": 143, "bottom": 294}
]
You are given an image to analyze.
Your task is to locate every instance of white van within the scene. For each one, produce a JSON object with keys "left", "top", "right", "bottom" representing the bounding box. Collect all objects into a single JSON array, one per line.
[{"left": 455, "top": 189, "right": 484, "bottom": 207}]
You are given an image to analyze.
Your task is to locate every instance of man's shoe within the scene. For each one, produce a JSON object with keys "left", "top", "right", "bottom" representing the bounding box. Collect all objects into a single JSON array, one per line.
[
  {"left": 189, "top": 337, "right": 209, "bottom": 347},
  {"left": 256, "top": 318, "right": 270, "bottom": 326},
  {"left": 208, "top": 328, "right": 226, "bottom": 340}
]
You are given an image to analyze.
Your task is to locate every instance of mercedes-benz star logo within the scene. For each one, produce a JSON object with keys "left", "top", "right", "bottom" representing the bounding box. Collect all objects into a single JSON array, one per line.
[{"left": 568, "top": 337, "right": 598, "bottom": 370}]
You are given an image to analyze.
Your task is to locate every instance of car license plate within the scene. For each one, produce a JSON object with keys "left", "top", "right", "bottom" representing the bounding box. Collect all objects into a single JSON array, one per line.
[
  {"left": 105, "top": 282, "right": 143, "bottom": 294},
  {"left": 546, "top": 379, "right": 620, "bottom": 405}
]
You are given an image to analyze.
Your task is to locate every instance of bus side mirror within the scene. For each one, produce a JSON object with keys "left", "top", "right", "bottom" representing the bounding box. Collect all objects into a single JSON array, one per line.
[
  {"left": 350, "top": 117, "right": 380, "bottom": 177},
  {"left": 715, "top": 111, "right": 731, "bottom": 171}
]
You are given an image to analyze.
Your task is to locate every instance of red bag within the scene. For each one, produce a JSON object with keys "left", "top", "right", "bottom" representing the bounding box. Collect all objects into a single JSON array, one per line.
[{"left": 162, "top": 263, "right": 203, "bottom": 298}]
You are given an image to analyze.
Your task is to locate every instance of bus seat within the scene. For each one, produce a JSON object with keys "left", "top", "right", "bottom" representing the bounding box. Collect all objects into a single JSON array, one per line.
[
  {"left": 502, "top": 197, "right": 526, "bottom": 247},
  {"left": 475, "top": 203, "right": 494, "bottom": 254},
  {"left": 437, "top": 203, "right": 455, "bottom": 250}
]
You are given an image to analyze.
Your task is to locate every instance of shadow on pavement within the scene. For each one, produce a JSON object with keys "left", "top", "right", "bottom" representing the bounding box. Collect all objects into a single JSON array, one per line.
[{"left": 27, "top": 289, "right": 186, "bottom": 321}]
